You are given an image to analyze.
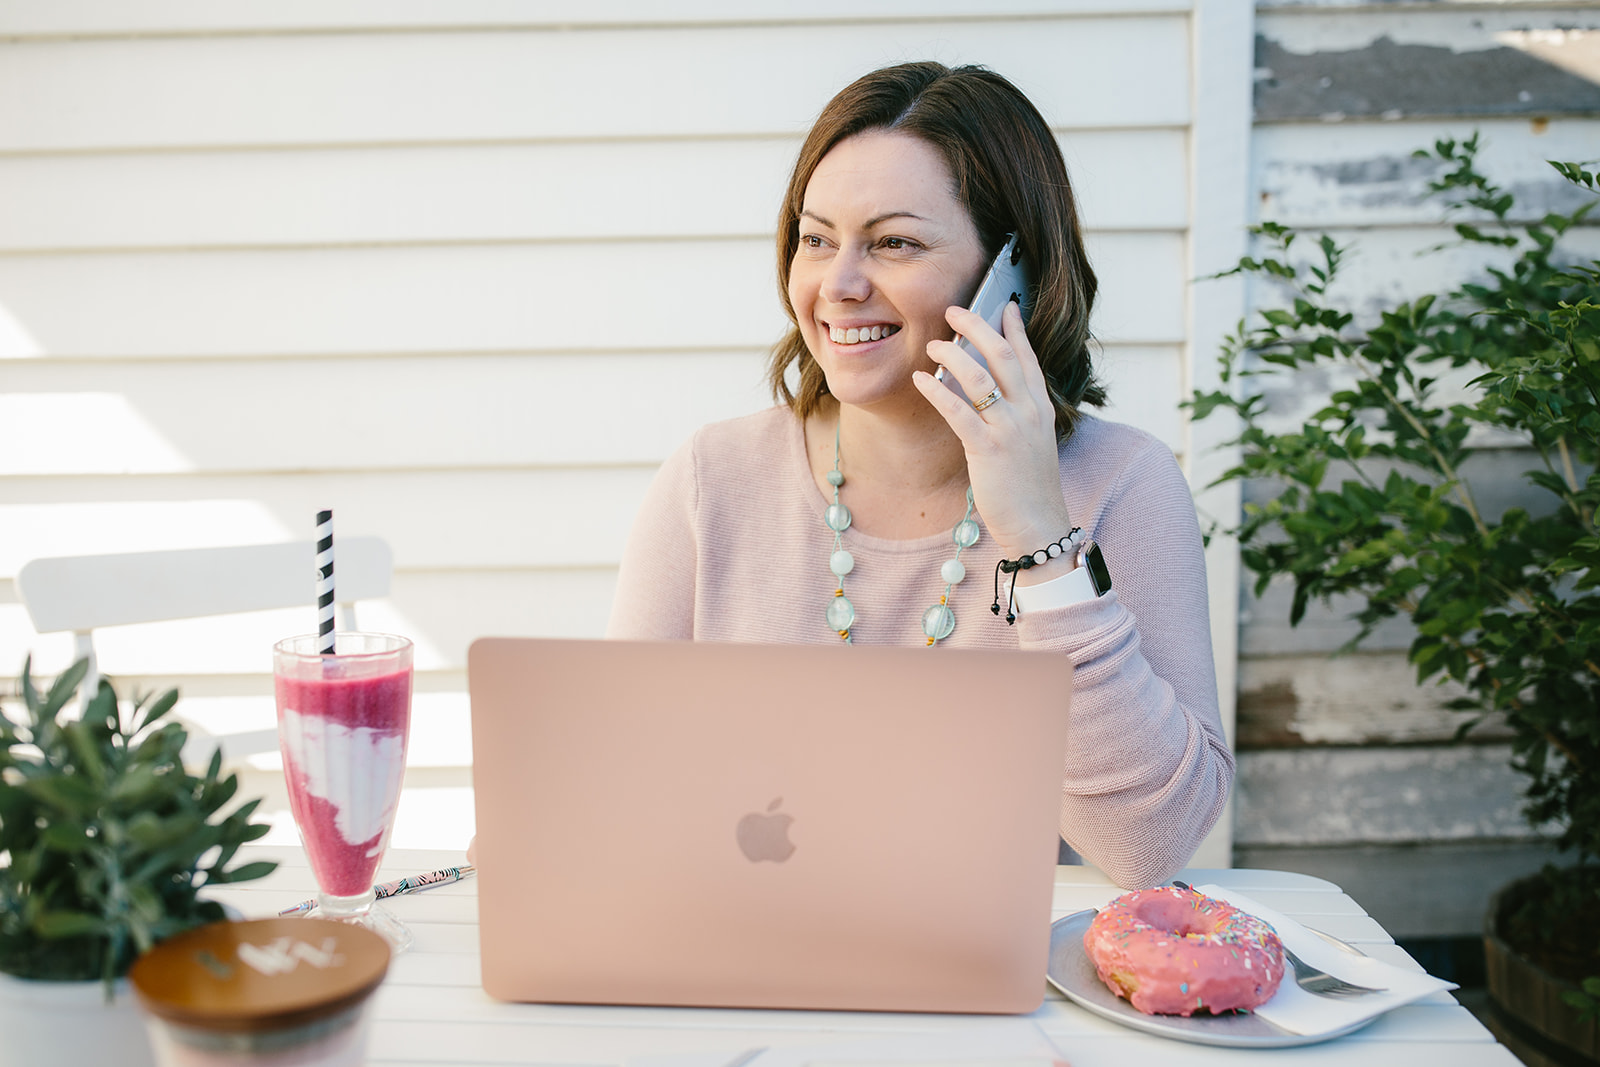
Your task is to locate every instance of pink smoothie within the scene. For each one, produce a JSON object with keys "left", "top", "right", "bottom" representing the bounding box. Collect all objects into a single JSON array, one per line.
[{"left": 275, "top": 667, "right": 412, "bottom": 897}]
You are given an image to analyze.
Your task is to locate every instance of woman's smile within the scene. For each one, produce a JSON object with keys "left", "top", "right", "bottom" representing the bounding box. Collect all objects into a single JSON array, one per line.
[{"left": 827, "top": 323, "right": 901, "bottom": 345}]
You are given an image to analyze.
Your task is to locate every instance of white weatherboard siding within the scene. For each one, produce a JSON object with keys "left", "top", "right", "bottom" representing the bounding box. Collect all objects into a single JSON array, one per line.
[
  {"left": 1233, "top": 0, "right": 1600, "bottom": 935},
  {"left": 0, "top": 1, "right": 1195, "bottom": 35},
  {"left": 1, "top": 2, "right": 1248, "bottom": 864}
]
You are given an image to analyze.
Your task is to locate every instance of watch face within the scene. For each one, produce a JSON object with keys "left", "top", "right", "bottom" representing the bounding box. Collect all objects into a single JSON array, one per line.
[{"left": 1082, "top": 540, "right": 1111, "bottom": 596}]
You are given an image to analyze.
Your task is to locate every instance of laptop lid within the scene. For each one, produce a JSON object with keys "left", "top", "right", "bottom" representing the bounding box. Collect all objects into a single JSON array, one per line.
[{"left": 468, "top": 637, "right": 1071, "bottom": 1014}]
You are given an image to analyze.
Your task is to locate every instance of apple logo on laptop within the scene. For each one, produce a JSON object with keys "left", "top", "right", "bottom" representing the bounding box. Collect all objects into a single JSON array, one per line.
[{"left": 736, "top": 797, "right": 795, "bottom": 863}]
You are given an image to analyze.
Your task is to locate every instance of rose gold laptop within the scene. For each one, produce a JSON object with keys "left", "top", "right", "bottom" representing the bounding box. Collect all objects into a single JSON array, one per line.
[{"left": 467, "top": 637, "right": 1071, "bottom": 1014}]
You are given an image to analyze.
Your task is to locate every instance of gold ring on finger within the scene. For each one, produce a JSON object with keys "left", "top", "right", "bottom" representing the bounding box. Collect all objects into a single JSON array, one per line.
[{"left": 973, "top": 387, "right": 1003, "bottom": 411}]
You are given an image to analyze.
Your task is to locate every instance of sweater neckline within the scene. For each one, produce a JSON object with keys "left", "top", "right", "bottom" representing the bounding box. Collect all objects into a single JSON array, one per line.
[{"left": 785, "top": 410, "right": 987, "bottom": 556}]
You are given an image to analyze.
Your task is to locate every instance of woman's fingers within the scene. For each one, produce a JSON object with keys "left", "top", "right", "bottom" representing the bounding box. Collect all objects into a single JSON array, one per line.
[
  {"left": 912, "top": 368, "right": 989, "bottom": 440},
  {"left": 931, "top": 305, "right": 1023, "bottom": 405},
  {"left": 998, "top": 299, "right": 1051, "bottom": 401},
  {"left": 929, "top": 302, "right": 1052, "bottom": 427}
]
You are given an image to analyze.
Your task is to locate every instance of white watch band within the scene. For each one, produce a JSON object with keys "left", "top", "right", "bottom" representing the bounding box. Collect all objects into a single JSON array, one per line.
[{"left": 1010, "top": 563, "right": 1098, "bottom": 615}]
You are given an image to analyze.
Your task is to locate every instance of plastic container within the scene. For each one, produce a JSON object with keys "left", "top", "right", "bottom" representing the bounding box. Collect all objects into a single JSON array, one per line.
[{"left": 128, "top": 918, "right": 390, "bottom": 1067}]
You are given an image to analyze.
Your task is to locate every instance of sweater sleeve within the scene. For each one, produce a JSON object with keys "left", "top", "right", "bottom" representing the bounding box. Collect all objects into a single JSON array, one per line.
[
  {"left": 1017, "top": 439, "right": 1234, "bottom": 889},
  {"left": 605, "top": 435, "right": 700, "bottom": 641}
]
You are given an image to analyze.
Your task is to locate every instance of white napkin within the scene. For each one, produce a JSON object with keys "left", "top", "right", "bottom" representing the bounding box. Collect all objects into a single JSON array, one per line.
[{"left": 1196, "top": 883, "right": 1456, "bottom": 1035}]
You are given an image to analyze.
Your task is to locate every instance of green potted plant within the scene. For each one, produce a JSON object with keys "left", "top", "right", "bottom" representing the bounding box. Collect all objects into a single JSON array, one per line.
[
  {"left": 1190, "top": 136, "right": 1598, "bottom": 1059},
  {"left": 0, "top": 657, "right": 277, "bottom": 1064}
]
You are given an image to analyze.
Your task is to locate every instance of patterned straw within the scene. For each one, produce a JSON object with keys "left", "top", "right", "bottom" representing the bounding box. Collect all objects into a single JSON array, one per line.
[{"left": 315, "top": 509, "right": 336, "bottom": 654}]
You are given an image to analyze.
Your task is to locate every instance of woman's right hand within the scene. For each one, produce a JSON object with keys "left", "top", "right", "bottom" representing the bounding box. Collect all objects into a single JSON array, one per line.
[{"left": 913, "top": 299, "right": 1076, "bottom": 583}]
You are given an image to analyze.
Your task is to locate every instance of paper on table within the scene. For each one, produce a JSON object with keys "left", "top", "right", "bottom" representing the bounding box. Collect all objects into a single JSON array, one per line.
[
  {"left": 624, "top": 1021, "right": 1067, "bottom": 1067},
  {"left": 1196, "top": 884, "right": 1456, "bottom": 1036}
]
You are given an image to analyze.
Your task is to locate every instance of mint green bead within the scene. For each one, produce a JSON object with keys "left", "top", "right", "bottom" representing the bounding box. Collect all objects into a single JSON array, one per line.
[
  {"left": 941, "top": 558, "right": 966, "bottom": 585},
  {"left": 921, "top": 603, "right": 955, "bottom": 640},
  {"left": 953, "top": 519, "right": 980, "bottom": 548},
  {"left": 826, "top": 595, "right": 856, "bottom": 630},
  {"left": 830, "top": 549, "right": 855, "bottom": 577},
  {"left": 824, "top": 503, "right": 852, "bottom": 532}
]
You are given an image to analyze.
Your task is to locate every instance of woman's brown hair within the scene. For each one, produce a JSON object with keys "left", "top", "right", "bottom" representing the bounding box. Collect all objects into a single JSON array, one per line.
[{"left": 768, "top": 61, "right": 1103, "bottom": 440}]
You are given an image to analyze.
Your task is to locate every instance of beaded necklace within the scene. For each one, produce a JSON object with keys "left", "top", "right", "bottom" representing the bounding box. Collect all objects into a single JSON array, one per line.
[{"left": 822, "top": 421, "right": 980, "bottom": 646}]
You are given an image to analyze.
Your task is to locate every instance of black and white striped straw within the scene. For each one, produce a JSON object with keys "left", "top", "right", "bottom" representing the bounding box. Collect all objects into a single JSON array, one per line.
[{"left": 315, "top": 509, "right": 336, "bottom": 654}]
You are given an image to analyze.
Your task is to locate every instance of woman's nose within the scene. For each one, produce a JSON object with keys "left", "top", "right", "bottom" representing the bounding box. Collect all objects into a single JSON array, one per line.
[{"left": 819, "top": 249, "right": 871, "bottom": 304}]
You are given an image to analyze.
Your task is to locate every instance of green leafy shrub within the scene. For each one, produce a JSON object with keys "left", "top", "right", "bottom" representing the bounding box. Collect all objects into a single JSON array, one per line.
[
  {"left": 1191, "top": 135, "right": 1598, "bottom": 984},
  {"left": 0, "top": 658, "right": 276, "bottom": 994}
]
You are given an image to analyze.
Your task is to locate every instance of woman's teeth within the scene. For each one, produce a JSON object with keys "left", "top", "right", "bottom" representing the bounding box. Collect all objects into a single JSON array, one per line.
[{"left": 829, "top": 324, "right": 899, "bottom": 345}]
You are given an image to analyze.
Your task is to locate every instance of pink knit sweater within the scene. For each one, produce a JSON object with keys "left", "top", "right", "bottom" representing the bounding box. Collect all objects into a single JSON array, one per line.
[{"left": 608, "top": 406, "right": 1233, "bottom": 887}]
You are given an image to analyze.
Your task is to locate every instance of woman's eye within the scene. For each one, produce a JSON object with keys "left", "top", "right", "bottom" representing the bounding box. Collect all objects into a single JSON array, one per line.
[
  {"left": 880, "top": 236, "right": 917, "bottom": 251},
  {"left": 800, "top": 234, "right": 826, "bottom": 249}
]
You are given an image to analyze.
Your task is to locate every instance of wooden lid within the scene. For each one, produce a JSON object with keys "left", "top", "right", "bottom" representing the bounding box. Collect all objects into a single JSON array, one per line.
[{"left": 128, "top": 919, "right": 389, "bottom": 1034}]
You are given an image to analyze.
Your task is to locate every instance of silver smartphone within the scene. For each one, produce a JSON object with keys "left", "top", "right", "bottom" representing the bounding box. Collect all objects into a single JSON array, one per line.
[{"left": 936, "top": 234, "right": 1034, "bottom": 405}]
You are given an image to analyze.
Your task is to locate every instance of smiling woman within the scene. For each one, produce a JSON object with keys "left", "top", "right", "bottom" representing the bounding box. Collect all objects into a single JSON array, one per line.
[
  {"left": 607, "top": 61, "right": 1232, "bottom": 890},
  {"left": 771, "top": 62, "right": 1102, "bottom": 441}
]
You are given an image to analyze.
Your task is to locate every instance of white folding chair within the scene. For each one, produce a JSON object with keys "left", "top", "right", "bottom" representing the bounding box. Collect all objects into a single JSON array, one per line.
[{"left": 16, "top": 537, "right": 393, "bottom": 761}]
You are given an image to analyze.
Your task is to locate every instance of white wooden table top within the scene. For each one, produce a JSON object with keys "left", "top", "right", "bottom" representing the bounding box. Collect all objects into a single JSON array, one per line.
[{"left": 204, "top": 846, "right": 1518, "bottom": 1067}]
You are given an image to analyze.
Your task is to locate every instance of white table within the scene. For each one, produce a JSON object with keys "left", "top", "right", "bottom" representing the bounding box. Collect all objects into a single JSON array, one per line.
[{"left": 207, "top": 846, "right": 1517, "bottom": 1066}]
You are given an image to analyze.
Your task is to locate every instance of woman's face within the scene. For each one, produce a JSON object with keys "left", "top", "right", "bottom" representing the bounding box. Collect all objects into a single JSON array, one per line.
[{"left": 788, "top": 129, "right": 988, "bottom": 414}]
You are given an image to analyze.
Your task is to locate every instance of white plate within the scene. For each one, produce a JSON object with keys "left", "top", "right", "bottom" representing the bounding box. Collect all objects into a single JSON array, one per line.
[{"left": 1047, "top": 909, "right": 1380, "bottom": 1048}]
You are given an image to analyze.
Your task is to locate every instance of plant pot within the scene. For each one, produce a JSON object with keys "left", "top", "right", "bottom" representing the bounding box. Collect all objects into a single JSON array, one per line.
[
  {"left": 1483, "top": 874, "right": 1599, "bottom": 1066},
  {"left": 0, "top": 969, "right": 156, "bottom": 1067}
]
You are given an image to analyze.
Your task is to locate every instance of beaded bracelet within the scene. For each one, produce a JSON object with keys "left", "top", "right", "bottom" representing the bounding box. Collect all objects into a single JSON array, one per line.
[{"left": 991, "top": 529, "right": 1079, "bottom": 625}]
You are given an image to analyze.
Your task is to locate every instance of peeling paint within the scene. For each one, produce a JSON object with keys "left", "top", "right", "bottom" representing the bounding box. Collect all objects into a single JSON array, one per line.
[
  {"left": 1256, "top": 33, "right": 1600, "bottom": 120},
  {"left": 1234, "top": 744, "right": 1548, "bottom": 845},
  {"left": 1259, "top": 154, "right": 1595, "bottom": 221},
  {"left": 1306, "top": 152, "right": 1439, "bottom": 185},
  {"left": 1236, "top": 653, "right": 1502, "bottom": 748},
  {"left": 1253, "top": 118, "right": 1600, "bottom": 227}
]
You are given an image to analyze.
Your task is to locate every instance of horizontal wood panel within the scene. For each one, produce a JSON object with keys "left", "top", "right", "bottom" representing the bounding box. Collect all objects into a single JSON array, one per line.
[
  {"left": 0, "top": 232, "right": 1185, "bottom": 358},
  {"left": 0, "top": 468, "right": 658, "bottom": 574},
  {"left": 1255, "top": 117, "right": 1600, "bottom": 228},
  {"left": 1065, "top": 128, "right": 1190, "bottom": 232},
  {"left": 1234, "top": 743, "right": 1539, "bottom": 846},
  {"left": 3, "top": 343, "right": 1179, "bottom": 480},
  {"left": 1091, "top": 345, "right": 1184, "bottom": 451},
  {"left": 0, "top": 0, "right": 1193, "bottom": 36},
  {"left": 0, "top": 130, "right": 1185, "bottom": 251},
  {"left": 0, "top": 19, "right": 1191, "bottom": 152},
  {"left": 1236, "top": 650, "right": 1506, "bottom": 749},
  {"left": 1234, "top": 840, "right": 1562, "bottom": 939},
  {"left": 0, "top": 139, "right": 792, "bottom": 250},
  {"left": 1244, "top": 223, "right": 1600, "bottom": 331},
  {"left": 1259, "top": 6, "right": 1600, "bottom": 52},
  {"left": 1256, "top": 7, "right": 1600, "bottom": 121},
  {"left": 1077, "top": 230, "right": 1189, "bottom": 343},
  {"left": 0, "top": 352, "right": 773, "bottom": 474},
  {"left": 1261, "top": 0, "right": 1571, "bottom": 7},
  {"left": 2, "top": 567, "right": 619, "bottom": 678},
  {"left": 0, "top": 240, "right": 781, "bottom": 357},
  {"left": 1240, "top": 575, "right": 1420, "bottom": 656}
]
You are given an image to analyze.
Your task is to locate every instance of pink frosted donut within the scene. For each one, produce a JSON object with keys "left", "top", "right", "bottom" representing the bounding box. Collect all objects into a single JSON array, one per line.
[{"left": 1083, "top": 886, "right": 1285, "bottom": 1016}]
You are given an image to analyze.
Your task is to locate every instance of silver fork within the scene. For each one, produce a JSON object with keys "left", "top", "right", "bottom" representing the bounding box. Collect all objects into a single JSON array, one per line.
[
  {"left": 1170, "top": 882, "right": 1385, "bottom": 999},
  {"left": 1281, "top": 945, "right": 1386, "bottom": 998}
]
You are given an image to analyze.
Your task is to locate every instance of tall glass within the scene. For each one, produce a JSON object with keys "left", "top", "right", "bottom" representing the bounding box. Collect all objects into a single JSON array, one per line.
[{"left": 273, "top": 632, "right": 414, "bottom": 953}]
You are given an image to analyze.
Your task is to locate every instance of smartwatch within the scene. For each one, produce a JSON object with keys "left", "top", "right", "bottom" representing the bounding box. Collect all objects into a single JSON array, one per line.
[{"left": 1073, "top": 529, "right": 1112, "bottom": 597}]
